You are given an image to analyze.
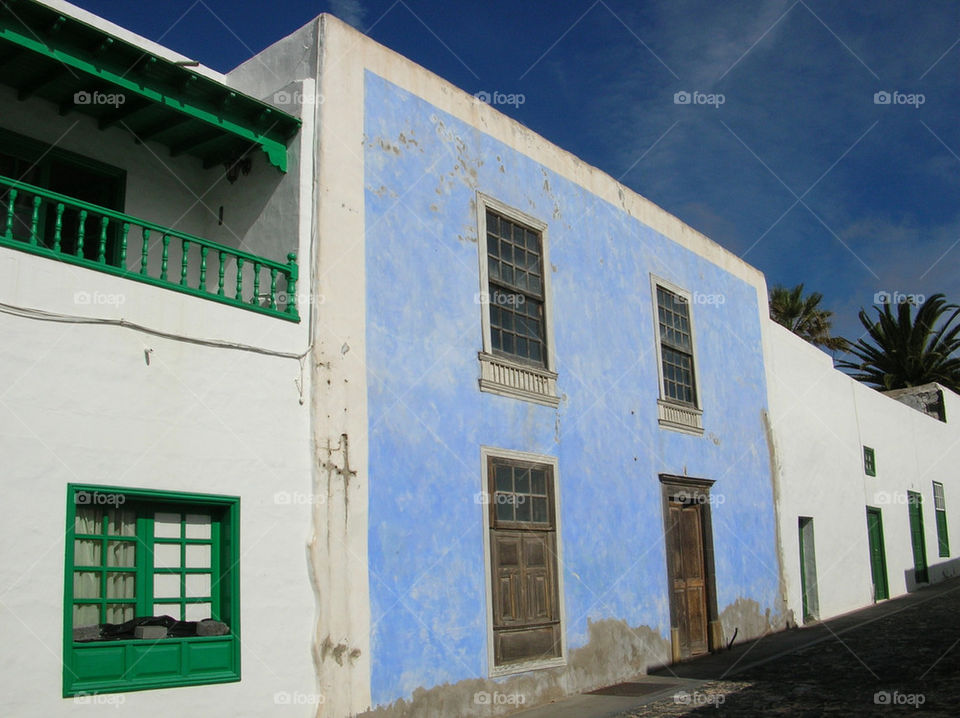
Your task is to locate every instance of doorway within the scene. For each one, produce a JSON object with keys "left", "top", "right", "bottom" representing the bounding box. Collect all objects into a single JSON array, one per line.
[
  {"left": 866, "top": 507, "right": 889, "bottom": 601},
  {"left": 798, "top": 517, "right": 819, "bottom": 622},
  {"left": 907, "top": 492, "right": 929, "bottom": 585},
  {"left": 660, "top": 475, "right": 719, "bottom": 661}
]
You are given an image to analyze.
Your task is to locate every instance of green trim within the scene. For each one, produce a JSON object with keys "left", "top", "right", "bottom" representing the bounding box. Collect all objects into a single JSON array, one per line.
[
  {"left": 63, "top": 484, "right": 241, "bottom": 697},
  {"left": 0, "top": 1, "right": 299, "bottom": 171},
  {"left": 1, "top": 173, "right": 299, "bottom": 321},
  {"left": 863, "top": 446, "right": 876, "bottom": 477}
]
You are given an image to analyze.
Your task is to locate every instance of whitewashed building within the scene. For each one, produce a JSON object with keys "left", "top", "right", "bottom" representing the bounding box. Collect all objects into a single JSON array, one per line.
[{"left": 0, "top": 2, "right": 958, "bottom": 718}]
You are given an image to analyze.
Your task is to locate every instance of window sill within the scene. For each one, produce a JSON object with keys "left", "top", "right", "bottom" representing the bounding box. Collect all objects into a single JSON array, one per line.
[
  {"left": 479, "top": 352, "right": 559, "bottom": 407},
  {"left": 657, "top": 400, "right": 704, "bottom": 436}
]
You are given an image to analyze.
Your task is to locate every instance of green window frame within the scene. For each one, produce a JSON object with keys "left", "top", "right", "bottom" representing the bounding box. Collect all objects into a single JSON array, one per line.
[
  {"left": 933, "top": 481, "right": 950, "bottom": 557},
  {"left": 63, "top": 485, "right": 240, "bottom": 696},
  {"left": 863, "top": 446, "right": 876, "bottom": 477}
]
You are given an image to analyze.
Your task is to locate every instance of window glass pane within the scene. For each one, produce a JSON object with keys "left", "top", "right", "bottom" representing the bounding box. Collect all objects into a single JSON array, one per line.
[
  {"left": 532, "top": 497, "right": 548, "bottom": 523},
  {"left": 185, "top": 514, "right": 211, "bottom": 539},
  {"left": 73, "top": 604, "right": 100, "bottom": 628},
  {"left": 75, "top": 507, "right": 103, "bottom": 534},
  {"left": 501, "top": 333, "right": 515, "bottom": 354},
  {"left": 154, "top": 603, "right": 181, "bottom": 620},
  {"left": 186, "top": 573, "right": 211, "bottom": 598},
  {"left": 486, "top": 211, "right": 498, "bottom": 234},
  {"left": 186, "top": 544, "right": 211, "bottom": 569},
  {"left": 495, "top": 498, "right": 513, "bottom": 522},
  {"left": 154, "top": 573, "right": 181, "bottom": 599},
  {"left": 105, "top": 604, "right": 134, "bottom": 624},
  {"left": 185, "top": 602, "right": 212, "bottom": 621},
  {"left": 106, "top": 540, "right": 135, "bottom": 567},
  {"left": 106, "top": 572, "right": 135, "bottom": 599},
  {"left": 74, "top": 571, "right": 101, "bottom": 598},
  {"left": 500, "top": 264, "right": 513, "bottom": 285},
  {"left": 108, "top": 509, "right": 136, "bottom": 536},
  {"left": 515, "top": 469, "right": 530, "bottom": 494},
  {"left": 488, "top": 256, "right": 499, "bottom": 281},
  {"left": 154, "top": 543, "right": 181, "bottom": 568},
  {"left": 514, "top": 496, "right": 531, "bottom": 522},
  {"left": 495, "top": 465, "right": 512, "bottom": 492},
  {"left": 75, "top": 539, "right": 101, "bottom": 566},
  {"left": 531, "top": 470, "right": 546, "bottom": 494},
  {"left": 500, "top": 241, "right": 512, "bottom": 264},
  {"left": 154, "top": 512, "right": 181, "bottom": 538}
]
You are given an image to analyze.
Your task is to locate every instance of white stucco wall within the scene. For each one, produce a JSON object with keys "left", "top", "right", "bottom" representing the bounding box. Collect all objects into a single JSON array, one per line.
[
  {"left": 765, "top": 321, "right": 960, "bottom": 623},
  {"left": 0, "top": 7, "right": 321, "bottom": 715}
]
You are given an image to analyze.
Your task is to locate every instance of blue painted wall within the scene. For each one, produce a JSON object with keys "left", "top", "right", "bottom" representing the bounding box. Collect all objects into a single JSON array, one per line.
[{"left": 364, "top": 71, "right": 779, "bottom": 706}]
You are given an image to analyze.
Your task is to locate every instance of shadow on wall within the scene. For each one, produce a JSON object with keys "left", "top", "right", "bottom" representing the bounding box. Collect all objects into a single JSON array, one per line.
[{"left": 904, "top": 556, "right": 960, "bottom": 594}]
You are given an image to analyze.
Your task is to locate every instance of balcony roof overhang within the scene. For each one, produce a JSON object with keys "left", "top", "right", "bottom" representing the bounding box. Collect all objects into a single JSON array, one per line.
[{"left": 0, "top": 0, "right": 301, "bottom": 172}]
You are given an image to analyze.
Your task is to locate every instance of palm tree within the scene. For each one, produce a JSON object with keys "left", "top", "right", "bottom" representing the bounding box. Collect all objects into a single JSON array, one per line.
[
  {"left": 769, "top": 284, "right": 847, "bottom": 351},
  {"left": 836, "top": 293, "right": 960, "bottom": 393}
]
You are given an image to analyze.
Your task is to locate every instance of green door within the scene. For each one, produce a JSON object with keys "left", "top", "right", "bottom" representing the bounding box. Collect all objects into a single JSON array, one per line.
[
  {"left": 907, "top": 492, "right": 929, "bottom": 584},
  {"left": 798, "top": 517, "right": 819, "bottom": 622},
  {"left": 866, "top": 507, "right": 889, "bottom": 601}
]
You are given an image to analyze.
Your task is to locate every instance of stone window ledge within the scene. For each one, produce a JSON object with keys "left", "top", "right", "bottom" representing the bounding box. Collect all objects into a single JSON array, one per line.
[
  {"left": 479, "top": 352, "right": 559, "bottom": 407},
  {"left": 658, "top": 399, "right": 704, "bottom": 435}
]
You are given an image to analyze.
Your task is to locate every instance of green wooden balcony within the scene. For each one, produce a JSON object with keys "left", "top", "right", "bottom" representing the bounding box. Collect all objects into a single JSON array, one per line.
[{"left": 0, "top": 174, "right": 299, "bottom": 321}]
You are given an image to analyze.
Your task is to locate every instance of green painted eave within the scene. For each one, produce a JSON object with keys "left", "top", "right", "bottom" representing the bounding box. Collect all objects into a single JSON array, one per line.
[{"left": 0, "top": 0, "right": 300, "bottom": 171}]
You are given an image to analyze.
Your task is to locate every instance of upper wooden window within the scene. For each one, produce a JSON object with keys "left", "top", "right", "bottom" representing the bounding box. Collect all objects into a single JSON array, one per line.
[{"left": 657, "top": 285, "right": 697, "bottom": 406}]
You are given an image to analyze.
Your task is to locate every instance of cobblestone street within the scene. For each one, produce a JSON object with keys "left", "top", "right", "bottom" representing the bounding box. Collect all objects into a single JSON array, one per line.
[{"left": 619, "top": 578, "right": 960, "bottom": 716}]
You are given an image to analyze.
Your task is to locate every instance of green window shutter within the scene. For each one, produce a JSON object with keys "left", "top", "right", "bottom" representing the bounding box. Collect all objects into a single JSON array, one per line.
[
  {"left": 933, "top": 482, "right": 949, "bottom": 557},
  {"left": 907, "top": 492, "right": 929, "bottom": 584},
  {"left": 64, "top": 485, "right": 240, "bottom": 696},
  {"left": 863, "top": 446, "right": 876, "bottom": 477}
]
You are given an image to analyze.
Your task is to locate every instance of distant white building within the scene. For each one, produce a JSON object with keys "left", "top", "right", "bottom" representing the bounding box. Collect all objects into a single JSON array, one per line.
[{"left": 0, "top": 2, "right": 956, "bottom": 717}]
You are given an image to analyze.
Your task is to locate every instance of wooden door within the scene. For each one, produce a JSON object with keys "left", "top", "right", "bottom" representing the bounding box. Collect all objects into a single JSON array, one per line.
[
  {"left": 907, "top": 492, "right": 929, "bottom": 585},
  {"left": 668, "top": 500, "right": 709, "bottom": 657}
]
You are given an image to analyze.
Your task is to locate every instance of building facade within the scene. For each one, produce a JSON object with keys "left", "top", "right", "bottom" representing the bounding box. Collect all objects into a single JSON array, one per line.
[{"left": 0, "top": 2, "right": 957, "bottom": 717}]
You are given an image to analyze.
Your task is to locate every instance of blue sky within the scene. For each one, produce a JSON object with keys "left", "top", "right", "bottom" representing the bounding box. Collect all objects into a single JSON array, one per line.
[{"left": 71, "top": 0, "right": 960, "bottom": 344}]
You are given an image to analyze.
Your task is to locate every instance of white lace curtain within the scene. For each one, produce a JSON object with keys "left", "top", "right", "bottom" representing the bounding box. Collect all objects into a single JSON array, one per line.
[{"left": 73, "top": 506, "right": 137, "bottom": 627}]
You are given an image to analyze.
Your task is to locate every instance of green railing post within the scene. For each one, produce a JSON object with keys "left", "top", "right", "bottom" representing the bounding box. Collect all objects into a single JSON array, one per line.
[
  {"left": 217, "top": 251, "right": 225, "bottom": 296},
  {"left": 180, "top": 239, "right": 190, "bottom": 286},
  {"left": 235, "top": 257, "right": 244, "bottom": 301},
  {"left": 160, "top": 234, "right": 170, "bottom": 280},
  {"left": 286, "top": 252, "right": 298, "bottom": 316},
  {"left": 97, "top": 217, "right": 109, "bottom": 263},
  {"left": 53, "top": 203, "right": 64, "bottom": 253},
  {"left": 140, "top": 227, "right": 150, "bottom": 275},
  {"left": 120, "top": 223, "right": 129, "bottom": 268},
  {"left": 29, "top": 195, "right": 41, "bottom": 245},
  {"left": 4, "top": 188, "right": 16, "bottom": 239},
  {"left": 199, "top": 246, "right": 208, "bottom": 292},
  {"left": 250, "top": 262, "right": 261, "bottom": 305},
  {"left": 269, "top": 267, "right": 278, "bottom": 310},
  {"left": 76, "top": 209, "right": 87, "bottom": 256}
]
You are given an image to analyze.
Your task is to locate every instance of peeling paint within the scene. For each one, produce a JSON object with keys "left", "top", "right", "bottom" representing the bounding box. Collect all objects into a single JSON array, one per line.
[{"left": 358, "top": 619, "right": 670, "bottom": 718}]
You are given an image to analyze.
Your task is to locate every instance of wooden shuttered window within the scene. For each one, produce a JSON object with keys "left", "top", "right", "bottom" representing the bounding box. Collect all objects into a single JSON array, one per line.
[{"left": 488, "top": 457, "right": 561, "bottom": 667}]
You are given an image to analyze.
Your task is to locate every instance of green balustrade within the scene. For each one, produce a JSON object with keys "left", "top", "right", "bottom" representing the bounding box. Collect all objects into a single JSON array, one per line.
[{"left": 0, "top": 173, "right": 299, "bottom": 321}]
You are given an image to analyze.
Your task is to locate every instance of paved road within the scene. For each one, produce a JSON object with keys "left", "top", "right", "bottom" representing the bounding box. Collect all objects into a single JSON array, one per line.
[{"left": 621, "top": 577, "right": 960, "bottom": 716}]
